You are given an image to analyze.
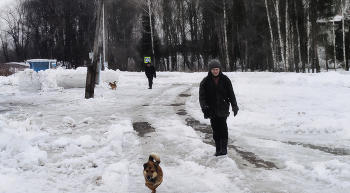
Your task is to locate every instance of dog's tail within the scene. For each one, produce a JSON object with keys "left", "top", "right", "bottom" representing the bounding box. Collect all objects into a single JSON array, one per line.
[{"left": 149, "top": 153, "right": 160, "bottom": 163}]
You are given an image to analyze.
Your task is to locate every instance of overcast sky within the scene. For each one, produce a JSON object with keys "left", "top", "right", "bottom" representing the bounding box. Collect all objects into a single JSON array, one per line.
[{"left": 0, "top": 0, "right": 14, "bottom": 8}]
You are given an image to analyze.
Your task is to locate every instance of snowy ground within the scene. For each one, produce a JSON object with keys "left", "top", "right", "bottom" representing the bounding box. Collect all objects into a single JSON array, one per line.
[{"left": 0, "top": 68, "right": 350, "bottom": 193}]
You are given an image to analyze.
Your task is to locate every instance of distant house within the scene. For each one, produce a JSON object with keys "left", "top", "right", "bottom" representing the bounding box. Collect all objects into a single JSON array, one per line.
[
  {"left": 317, "top": 13, "right": 350, "bottom": 70},
  {"left": 26, "top": 59, "right": 57, "bottom": 72}
]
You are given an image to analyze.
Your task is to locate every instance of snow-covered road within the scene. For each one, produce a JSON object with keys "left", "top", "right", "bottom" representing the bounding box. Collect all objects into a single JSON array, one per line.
[{"left": 1, "top": 70, "right": 350, "bottom": 192}]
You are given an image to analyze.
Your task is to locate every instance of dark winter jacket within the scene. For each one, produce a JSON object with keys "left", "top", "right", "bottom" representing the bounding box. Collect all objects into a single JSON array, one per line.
[
  {"left": 199, "top": 71, "right": 238, "bottom": 119},
  {"left": 145, "top": 65, "right": 156, "bottom": 78}
]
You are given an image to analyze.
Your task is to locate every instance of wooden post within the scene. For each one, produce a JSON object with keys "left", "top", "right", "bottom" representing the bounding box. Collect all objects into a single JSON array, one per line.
[
  {"left": 85, "top": 0, "right": 104, "bottom": 99},
  {"left": 85, "top": 62, "right": 97, "bottom": 98}
]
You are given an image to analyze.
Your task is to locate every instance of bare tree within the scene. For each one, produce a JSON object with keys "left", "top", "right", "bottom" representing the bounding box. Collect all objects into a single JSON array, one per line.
[
  {"left": 147, "top": 0, "right": 155, "bottom": 57},
  {"left": 265, "top": 0, "right": 278, "bottom": 71},
  {"left": 293, "top": 0, "right": 302, "bottom": 72},
  {"left": 0, "top": 31, "right": 10, "bottom": 62},
  {"left": 1, "top": 0, "right": 28, "bottom": 62},
  {"left": 341, "top": 0, "right": 349, "bottom": 65},
  {"left": 285, "top": 0, "right": 290, "bottom": 71},
  {"left": 223, "top": 0, "right": 230, "bottom": 71},
  {"left": 272, "top": 0, "right": 286, "bottom": 71}
]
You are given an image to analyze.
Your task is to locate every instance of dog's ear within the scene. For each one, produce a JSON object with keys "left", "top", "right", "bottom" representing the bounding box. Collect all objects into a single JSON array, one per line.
[
  {"left": 148, "top": 155, "right": 154, "bottom": 162},
  {"left": 143, "top": 163, "right": 149, "bottom": 170}
]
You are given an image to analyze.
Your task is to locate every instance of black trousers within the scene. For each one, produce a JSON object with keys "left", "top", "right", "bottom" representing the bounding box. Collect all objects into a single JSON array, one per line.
[
  {"left": 147, "top": 77, "right": 153, "bottom": 88},
  {"left": 210, "top": 117, "right": 228, "bottom": 141}
]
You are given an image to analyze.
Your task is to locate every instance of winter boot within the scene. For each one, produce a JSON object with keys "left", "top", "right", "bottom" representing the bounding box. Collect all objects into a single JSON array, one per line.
[
  {"left": 214, "top": 140, "right": 221, "bottom": 156},
  {"left": 219, "top": 139, "right": 228, "bottom": 155}
]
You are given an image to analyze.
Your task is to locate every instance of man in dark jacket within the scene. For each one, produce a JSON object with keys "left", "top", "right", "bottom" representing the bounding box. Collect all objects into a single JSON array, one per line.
[
  {"left": 145, "top": 63, "right": 156, "bottom": 89},
  {"left": 199, "top": 59, "right": 239, "bottom": 156}
]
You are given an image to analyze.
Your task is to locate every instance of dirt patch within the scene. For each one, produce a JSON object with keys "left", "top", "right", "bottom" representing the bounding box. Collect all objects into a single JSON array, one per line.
[
  {"left": 185, "top": 117, "right": 213, "bottom": 141},
  {"left": 179, "top": 94, "right": 191, "bottom": 97},
  {"left": 169, "top": 103, "right": 185, "bottom": 106},
  {"left": 228, "top": 144, "right": 279, "bottom": 169},
  {"left": 176, "top": 109, "right": 187, "bottom": 116},
  {"left": 132, "top": 122, "right": 155, "bottom": 137}
]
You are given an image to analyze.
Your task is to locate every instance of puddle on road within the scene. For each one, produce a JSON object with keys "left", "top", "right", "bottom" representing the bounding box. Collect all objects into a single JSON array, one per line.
[
  {"left": 169, "top": 103, "right": 185, "bottom": 106},
  {"left": 179, "top": 94, "right": 191, "bottom": 97},
  {"left": 176, "top": 109, "right": 187, "bottom": 116},
  {"left": 132, "top": 122, "right": 155, "bottom": 137},
  {"left": 185, "top": 117, "right": 213, "bottom": 142},
  {"left": 181, "top": 110, "right": 279, "bottom": 169},
  {"left": 283, "top": 141, "right": 350, "bottom": 155}
]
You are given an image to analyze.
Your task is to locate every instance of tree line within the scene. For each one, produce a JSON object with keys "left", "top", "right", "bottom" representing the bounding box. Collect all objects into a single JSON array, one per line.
[{"left": 0, "top": 0, "right": 349, "bottom": 72}]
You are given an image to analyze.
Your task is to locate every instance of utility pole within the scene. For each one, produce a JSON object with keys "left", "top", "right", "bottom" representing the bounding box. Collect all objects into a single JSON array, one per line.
[
  {"left": 148, "top": 0, "right": 155, "bottom": 58},
  {"left": 85, "top": 0, "right": 104, "bottom": 98}
]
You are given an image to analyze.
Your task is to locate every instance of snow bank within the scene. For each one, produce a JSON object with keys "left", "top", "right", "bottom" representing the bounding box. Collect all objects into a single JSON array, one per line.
[
  {"left": 52, "top": 135, "right": 99, "bottom": 149},
  {"left": 0, "top": 113, "right": 133, "bottom": 173},
  {"left": 97, "top": 121, "right": 134, "bottom": 157},
  {"left": 17, "top": 67, "right": 121, "bottom": 91},
  {"left": 0, "top": 114, "right": 48, "bottom": 170},
  {"left": 0, "top": 74, "right": 19, "bottom": 96},
  {"left": 285, "top": 160, "right": 350, "bottom": 188}
]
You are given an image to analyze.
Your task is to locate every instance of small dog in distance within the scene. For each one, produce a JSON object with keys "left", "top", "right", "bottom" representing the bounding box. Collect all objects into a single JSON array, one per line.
[{"left": 108, "top": 81, "right": 117, "bottom": 90}]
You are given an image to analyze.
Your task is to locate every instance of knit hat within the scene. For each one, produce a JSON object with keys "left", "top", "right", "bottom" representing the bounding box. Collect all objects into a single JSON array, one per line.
[{"left": 208, "top": 59, "right": 222, "bottom": 71}]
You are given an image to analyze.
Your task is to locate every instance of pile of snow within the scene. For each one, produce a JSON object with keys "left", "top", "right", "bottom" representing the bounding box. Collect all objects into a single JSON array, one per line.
[
  {"left": 18, "top": 67, "right": 121, "bottom": 91},
  {"left": 0, "top": 114, "right": 48, "bottom": 170},
  {"left": 0, "top": 75, "right": 18, "bottom": 96},
  {"left": 0, "top": 99, "right": 133, "bottom": 174}
]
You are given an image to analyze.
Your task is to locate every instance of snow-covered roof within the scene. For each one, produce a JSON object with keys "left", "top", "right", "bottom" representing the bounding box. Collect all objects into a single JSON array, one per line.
[{"left": 26, "top": 59, "right": 57, "bottom": 63}]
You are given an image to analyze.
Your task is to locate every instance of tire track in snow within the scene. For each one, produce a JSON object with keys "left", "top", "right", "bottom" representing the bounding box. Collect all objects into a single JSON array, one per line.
[
  {"left": 259, "top": 138, "right": 350, "bottom": 156},
  {"left": 283, "top": 141, "right": 350, "bottom": 155}
]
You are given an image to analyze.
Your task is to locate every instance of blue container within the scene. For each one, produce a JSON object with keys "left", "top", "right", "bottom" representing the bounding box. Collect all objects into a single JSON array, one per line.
[{"left": 27, "top": 59, "right": 57, "bottom": 72}]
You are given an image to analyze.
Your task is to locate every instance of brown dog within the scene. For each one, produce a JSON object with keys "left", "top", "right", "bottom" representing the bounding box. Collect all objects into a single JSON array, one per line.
[
  {"left": 143, "top": 153, "right": 163, "bottom": 193},
  {"left": 108, "top": 81, "right": 117, "bottom": 90}
]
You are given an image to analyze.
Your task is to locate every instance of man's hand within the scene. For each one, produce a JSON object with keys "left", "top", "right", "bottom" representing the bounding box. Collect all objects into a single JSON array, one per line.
[
  {"left": 232, "top": 106, "right": 239, "bottom": 117},
  {"left": 202, "top": 106, "right": 210, "bottom": 119},
  {"left": 202, "top": 106, "right": 209, "bottom": 113}
]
